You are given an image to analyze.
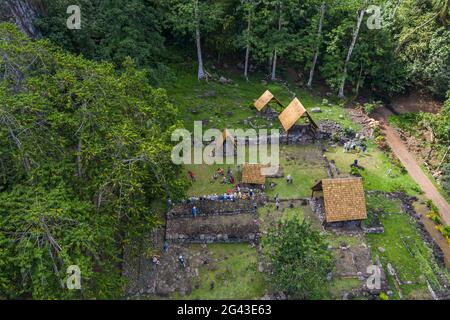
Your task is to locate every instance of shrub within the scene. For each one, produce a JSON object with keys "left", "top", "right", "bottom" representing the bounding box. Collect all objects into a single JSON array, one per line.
[
  {"left": 373, "top": 126, "right": 382, "bottom": 139},
  {"left": 427, "top": 211, "right": 442, "bottom": 225},
  {"left": 426, "top": 200, "right": 439, "bottom": 212},
  {"left": 375, "top": 135, "right": 389, "bottom": 151},
  {"left": 364, "top": 101, "right": 383, "bottom": 115},
  {"left": 440, "top": 226, "right": 450, "bottom": 239},
  {"left": 379, "top": 292, "right": 389, "bottom": 300},
  {"left": 262, "top": 217, "right": 334, "bottom": 299},
  {"left": 344, "top": 127, "right": 355, "bottom": 137},
  {"left": 350, "top": 166, "right": 361, "bottom": 176}
]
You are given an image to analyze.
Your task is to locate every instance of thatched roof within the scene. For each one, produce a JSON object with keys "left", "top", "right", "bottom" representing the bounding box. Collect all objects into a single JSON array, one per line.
[
  {"left": 242, "top": 163, "right": 266, "bottom": 185},
  {"left": 254, "top": 90, "right": 283, "bottom": 111},
  {"left": 319, "top": 177, "right": 367, "bottom": 223},
  {"left": 278, "top": 97, "right": 318, "bottom": 132}
]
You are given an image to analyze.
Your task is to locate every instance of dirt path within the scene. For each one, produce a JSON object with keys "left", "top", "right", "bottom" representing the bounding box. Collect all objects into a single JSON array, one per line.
[{"left": 374, "top": 108, "right": 450, "bottom": 225}]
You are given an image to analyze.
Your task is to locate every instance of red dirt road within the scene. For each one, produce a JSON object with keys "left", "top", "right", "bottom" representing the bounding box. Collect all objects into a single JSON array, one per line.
[{"left": 375, "top": 108, "right": 450, "bottom": 225}]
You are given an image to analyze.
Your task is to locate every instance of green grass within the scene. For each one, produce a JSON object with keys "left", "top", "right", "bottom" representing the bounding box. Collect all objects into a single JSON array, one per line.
[
  {"left": 183, "top": 145, "right": 261, "bottom": 196},
  {"left": 325, "top": 141, "right": 421, "bottom": 195},
  {"left": 184, "top": 144, "right": 328, "bottom": 199},
  {"left": 179, "top": 244, "right": 266, "bottom": 300},
  {"left": 327, "top": 278, "right": 362, "bottom": 300},
  {"left": 167, "top": 66, "right": 447, "bottom": 300},
  {"left": 326, "top": 234, "right": 364, "bottom": 248},
  {"left": 388, "top": 113, "right": 423, "bottom": 138},
  {"left": 265, "top": 144, "right": 328, "bottom": 199},
  {"left": 258, "top": 204, "right": 308, "bottom": 233},
  {"left": 365, "top": 195, "right": 449, "bottom": 300},
  {"left": 167, "top": 65, "right": 356, "bottom": 132}
]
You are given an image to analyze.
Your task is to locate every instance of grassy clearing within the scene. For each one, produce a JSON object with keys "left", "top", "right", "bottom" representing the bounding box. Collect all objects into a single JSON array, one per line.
[
  {"left": 327, "top": 278, "right": 361, "bottom": 299},
  {"left": 167, "top": 66, "right": 356, "bottom": 132},
  {"left": 183, "top": 145, "right": 261, "bottom": 196},
  {"left": 184, "top": 144, "right": 328, "bottom": 199},
  {"left": 325, "top": 141, "right": 421, "bottom": 195},
  {"left": 266, "top": 144, "right": 329, "bottom": 200},
  {"left": 365, "top": 194, "right": 449, "bottom": 300},
  {"left": 326, "top": 234, "right": 364, "bottom": 248},
  {"left": 258, "top": 203, "right": 320, "bottom": 233},
  {"left": 181, "top": 244, "right": 266, "bottom": 300}
]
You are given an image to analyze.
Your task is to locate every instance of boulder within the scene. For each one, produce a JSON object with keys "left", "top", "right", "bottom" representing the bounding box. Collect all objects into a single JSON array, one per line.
[{"left": 203, "top": 90, "right": 216, "bottom": 97}]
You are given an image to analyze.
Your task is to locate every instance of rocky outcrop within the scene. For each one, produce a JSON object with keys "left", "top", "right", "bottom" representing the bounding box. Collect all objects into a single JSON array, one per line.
[{"left": 0, "top": 0, "right": 42, "bottom": 38}]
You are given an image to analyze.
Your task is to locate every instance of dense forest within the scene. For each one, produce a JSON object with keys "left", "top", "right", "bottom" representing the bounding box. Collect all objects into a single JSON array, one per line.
[
  {"left": 21, "top": 0, "right": 447, "bottom": 99},
  {"left": 0, "top": 0, "right": 449, "bottom": 299}
]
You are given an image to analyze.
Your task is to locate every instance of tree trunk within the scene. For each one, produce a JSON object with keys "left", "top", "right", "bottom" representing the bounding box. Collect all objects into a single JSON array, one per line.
[
  {"left": 268, "top": 55, "right": 273, "bottom": 74},
  {"left": 244, "top": 15, "right": 251, "bottom": 81},
  {"left": 271, "top": 50, "right": 277, "bottom": 81},
  {"left": 338, "top": 7, "right": 365, "bottom": 99},
  {"left": 355, "top": 63, "right": 364, "bottom": 97},
  {"left": 194, "top": 0, "right": 206, "bottom": 80},
  {"left": 271, "top": 2, "right": 283, "bottom": 81},
  {"left": 2, "top": 0, "right": 41, "bottom": 38},
  {"left": 307, "top": 2, "right": 325, "bottom": 88}
]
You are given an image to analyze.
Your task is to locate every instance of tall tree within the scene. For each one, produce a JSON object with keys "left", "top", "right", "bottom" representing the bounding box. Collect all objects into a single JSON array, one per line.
[
  {"left": 194, "top": 0, "right": 205, "bottom": 79},
  {"left": 239, "top": 0, "right": 259, "bottom": 80},
  {"left": 271, "top": 0, "right": 283, "bottom": 80},
  {"left": 0, "top": 23, "right": 188, "bottom": 298},
  {"left": 166, "top": 0, "right": 224, "bottom": 80},
  {"left": 338, "top": 2, "right": 365, "bottom": 98},
  {"left": 307, "top": 1, "right": 326, "bottom": 88},
  {"left": 37, "top": 0, "right": 166, "bottom": 68}
]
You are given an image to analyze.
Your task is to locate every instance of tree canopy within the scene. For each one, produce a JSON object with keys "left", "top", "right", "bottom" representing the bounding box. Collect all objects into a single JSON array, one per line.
[
  {"left": 0, "top": 23, "right": 187, "bottom": 298},
  {"left": 19, "top": 0, "right": 448, "bottom": 99},
  {"left": 262, "top": 216, "right": 334, "bottom": 299}
]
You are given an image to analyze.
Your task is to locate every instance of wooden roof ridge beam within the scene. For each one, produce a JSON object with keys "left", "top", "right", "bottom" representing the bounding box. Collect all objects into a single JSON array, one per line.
[
  {"left": 254, "top": 90, "right": 284, "bottom": 111},
  {"left": 278, "top": 97, "right": 319, "bottom": 132}
]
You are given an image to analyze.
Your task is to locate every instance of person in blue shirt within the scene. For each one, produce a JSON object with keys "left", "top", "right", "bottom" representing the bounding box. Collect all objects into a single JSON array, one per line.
[{"left": 192, "top": 206, "right": 198, "bottom": 218}]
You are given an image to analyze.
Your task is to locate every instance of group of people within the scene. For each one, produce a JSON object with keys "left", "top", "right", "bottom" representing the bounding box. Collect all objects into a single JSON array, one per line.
[
  {"left": 343, "top": 140, "right": 367, "bottom": 154},
  {"left": 152, "top": 241, "right": 187, "bottom": 270},
  {"left": 186, "top": 185, "right": 257, "bottom": 205},
  {"left": 210, "top": 166, "right": 238, "bottom": 185}
]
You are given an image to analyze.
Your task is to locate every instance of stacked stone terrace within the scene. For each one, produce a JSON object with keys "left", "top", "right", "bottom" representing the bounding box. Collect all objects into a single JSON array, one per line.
[{"left": 166, "top": 196, "right": 266, "bottom": 244}]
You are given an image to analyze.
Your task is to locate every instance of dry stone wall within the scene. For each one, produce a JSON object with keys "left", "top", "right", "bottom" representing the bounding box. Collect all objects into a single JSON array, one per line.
[{"left": 166, "top": 198, "right": 265, "bottom": 244}]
